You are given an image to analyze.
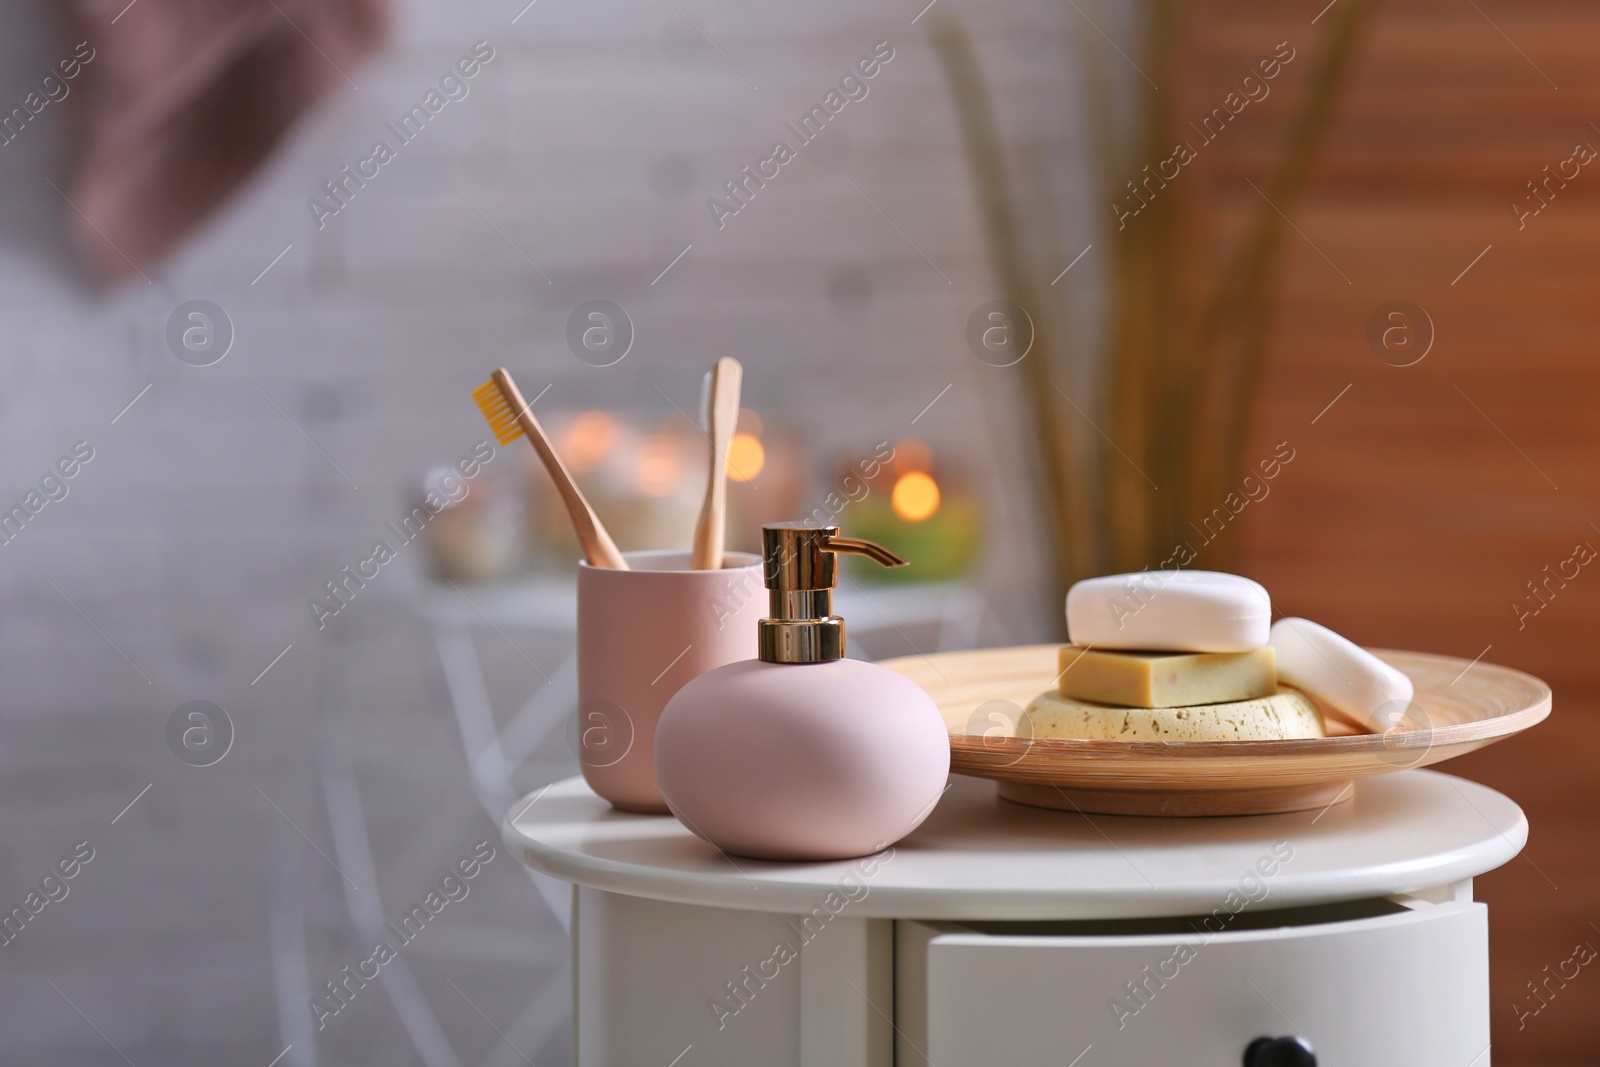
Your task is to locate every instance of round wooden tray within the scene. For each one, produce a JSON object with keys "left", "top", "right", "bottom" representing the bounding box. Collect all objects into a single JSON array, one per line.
[{"left": 880, "top": 645, "right": 1550, "bottom": 817}]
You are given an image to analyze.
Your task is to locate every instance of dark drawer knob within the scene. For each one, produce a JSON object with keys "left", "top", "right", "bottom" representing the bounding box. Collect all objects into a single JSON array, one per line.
[{"left": 1244, "top": 1035, "right": 1317, "bottom": 1067}]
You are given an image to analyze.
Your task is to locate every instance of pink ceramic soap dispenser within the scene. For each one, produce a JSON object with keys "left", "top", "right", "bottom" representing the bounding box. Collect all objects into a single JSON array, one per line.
[{"left": 655, "top": 523, "right": 951, "bottom": 861}]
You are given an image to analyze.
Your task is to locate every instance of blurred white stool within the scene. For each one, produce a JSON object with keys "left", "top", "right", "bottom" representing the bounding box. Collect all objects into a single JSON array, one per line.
[{"left": 413, "top": 572, "right": 581, "bottom": 931}]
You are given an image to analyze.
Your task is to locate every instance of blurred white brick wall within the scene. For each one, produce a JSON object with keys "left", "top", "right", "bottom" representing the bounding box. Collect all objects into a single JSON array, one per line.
[{"left": 0, "top": 0, "right": 1097, "bottom": 1061}]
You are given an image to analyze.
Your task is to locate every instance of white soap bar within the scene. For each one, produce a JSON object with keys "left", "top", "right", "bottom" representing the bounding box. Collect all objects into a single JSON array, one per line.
[
  {"left": 1268, "top": 617, "right": 1414, "bottom": 731},
  {"left": 1066, "top": 571, "right": 1270, "bottom": 653}
]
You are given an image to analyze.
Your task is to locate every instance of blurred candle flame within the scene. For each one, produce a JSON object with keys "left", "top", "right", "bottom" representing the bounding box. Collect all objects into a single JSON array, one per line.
[
  {"left": 565, "top": 411, "right": 617, "bottom": 473},
  {"left": 636, "top": 435, "right": 680, "bottom": 497},
  {"left": 891, "top": 470, "right": 941, "bottom": 522},
  {"left": 726, "top": 432, "right": 765, "bottom": 482}
]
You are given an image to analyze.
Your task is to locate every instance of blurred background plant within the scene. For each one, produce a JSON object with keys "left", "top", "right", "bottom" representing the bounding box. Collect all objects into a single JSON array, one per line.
[{"left": 930, "top": 0, "right": 1371, "bottom": 604}]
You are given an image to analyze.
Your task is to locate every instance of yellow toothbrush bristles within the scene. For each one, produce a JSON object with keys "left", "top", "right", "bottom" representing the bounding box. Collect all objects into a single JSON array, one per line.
[{"left": 472, "top": 378, "right": 523, "bottom": 446}]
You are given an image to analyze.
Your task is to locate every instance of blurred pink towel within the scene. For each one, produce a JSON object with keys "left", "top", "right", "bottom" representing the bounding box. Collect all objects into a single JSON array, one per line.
[{"left": 66, "top": 0, "right": 390, "bottom": 282}]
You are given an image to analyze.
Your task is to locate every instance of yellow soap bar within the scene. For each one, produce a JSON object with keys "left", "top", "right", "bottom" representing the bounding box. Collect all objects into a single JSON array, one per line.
[
  {"left": 1058, "top": 646, "right": 1276, "bottom": 708},
  {"left": 1023, "top": 687, "right": 1325, "bottom": 742}
]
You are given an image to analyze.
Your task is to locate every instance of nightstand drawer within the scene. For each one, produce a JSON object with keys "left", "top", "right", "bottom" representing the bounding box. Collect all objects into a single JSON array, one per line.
[{"left": 896, "top": 899, "right": 1488, "bottom": 1067}]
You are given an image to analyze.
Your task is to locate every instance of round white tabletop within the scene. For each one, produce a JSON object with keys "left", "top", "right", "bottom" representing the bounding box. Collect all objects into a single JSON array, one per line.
[{"left": 503, "top": 769, "right": 1525, "bottom": 921}]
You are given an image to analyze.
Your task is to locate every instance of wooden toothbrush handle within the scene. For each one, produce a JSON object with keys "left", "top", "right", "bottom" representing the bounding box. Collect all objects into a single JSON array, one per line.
[
  {"left": 692, "top": 358, "right": 743, "bottom": 570},
  {"left": 492, "top": 368, "right": 629, "bottom": 571}
]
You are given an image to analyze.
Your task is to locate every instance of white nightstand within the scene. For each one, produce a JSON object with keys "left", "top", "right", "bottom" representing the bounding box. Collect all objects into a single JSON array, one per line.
[{"left": 504, "top": 770, "right": 1523, "bottom": 1067}]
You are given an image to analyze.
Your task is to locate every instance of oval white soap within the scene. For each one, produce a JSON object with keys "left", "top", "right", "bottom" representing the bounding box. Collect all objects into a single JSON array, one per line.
[
  {"left": 1268, "top": 617, "right": 1413, "bottom": 731},
  {"left": 1066, "top": 571, "right": 1270, "bottom": 652}
]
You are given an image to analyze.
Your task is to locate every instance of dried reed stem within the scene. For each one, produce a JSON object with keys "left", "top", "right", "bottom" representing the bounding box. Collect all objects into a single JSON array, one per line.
[
  {"left": 929, "top": 15, "right": 1097, "bottom": 608},
  {"left": 933, "top": 0, "right": 1370, "bottom": 591}
]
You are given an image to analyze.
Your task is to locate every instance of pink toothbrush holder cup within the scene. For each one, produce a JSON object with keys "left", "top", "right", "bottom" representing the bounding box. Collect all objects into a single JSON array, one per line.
[{"left": 576, "top": 549, "right": 765, "bottom": 813}]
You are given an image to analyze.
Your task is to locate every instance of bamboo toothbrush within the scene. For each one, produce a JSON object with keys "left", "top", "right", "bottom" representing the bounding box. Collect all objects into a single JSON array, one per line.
[
  {"left": 473, "top": 368, "right": 628, "bottom": 570},
  {"left": 691, "top": 357, "right": 743, "bottom": 570}
]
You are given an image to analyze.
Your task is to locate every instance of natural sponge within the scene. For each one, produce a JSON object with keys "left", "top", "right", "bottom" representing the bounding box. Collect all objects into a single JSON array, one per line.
[{"left": 1023, "top": 686, "right": 1326, "bottom": 742}]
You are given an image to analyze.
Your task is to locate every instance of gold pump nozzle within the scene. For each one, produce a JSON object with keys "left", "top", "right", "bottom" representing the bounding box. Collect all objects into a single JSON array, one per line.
[{"left": 757, "top": 522, "right": 907, "bottom": 663}]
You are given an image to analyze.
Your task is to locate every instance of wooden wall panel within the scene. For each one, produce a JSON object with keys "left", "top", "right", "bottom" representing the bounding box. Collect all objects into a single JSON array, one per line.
[{"left": 1177, "top": 2, "right": 1600, "bottom": 1061}]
